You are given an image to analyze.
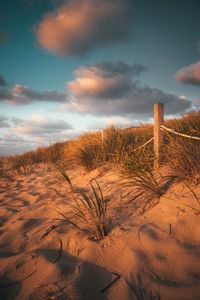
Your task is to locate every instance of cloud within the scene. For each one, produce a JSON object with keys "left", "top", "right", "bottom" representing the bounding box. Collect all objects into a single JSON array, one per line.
[
  {"left": 0, "top": 114, "right": 75, "bottom": 155},
  {"left": 86, "top": 115, "right": 134, "bottom": 131},
  {"left": 0, "top": 134, "right": 36, "bottom": 156},
  {"left": 0, "top": 131, "right": 44, "bottom": 156},
  {"left": 0, "top": 115, "right": 10, "bottom": 128},
  {"left": 35, "top": 0, "right": 134, "bottom": 56},
  {"left": 11, "top": 117, "right": 23, "bottom": 125},
  {"left": 63, "top": 61, "right": 192, "bottom": 117},
  {"left": 175, "top": 61, "right": 200, "bottom": 85},
  {"left": 0, "top": 75, "right": 7, "bottom": 86},
  {"left": 12, "top": 114, "right": 72, "bottom": 136},
  {"left": 104, "top": 116, "right": 133, "bottom": 128},
  {"left": 0, "top": 84, "right": 68, "bottom": 104},
  {"left": 0, "top": 75, "right": 68, "bottom": 105},
  {"left": 68, "top": 61, "right": 146, "bottom": 99}
]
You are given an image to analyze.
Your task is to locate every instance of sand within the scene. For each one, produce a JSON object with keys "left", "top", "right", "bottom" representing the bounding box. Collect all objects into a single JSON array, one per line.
[{"left": 0, "top": 164, "right": 200, "bottom": 300}]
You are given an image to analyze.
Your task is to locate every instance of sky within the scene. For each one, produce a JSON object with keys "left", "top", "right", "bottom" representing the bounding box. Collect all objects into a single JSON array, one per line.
[{"left": 0, "top": 0, "right": 200, "bottom": 155}]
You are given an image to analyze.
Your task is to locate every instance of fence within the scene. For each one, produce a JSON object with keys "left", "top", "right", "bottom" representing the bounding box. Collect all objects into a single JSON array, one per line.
[
  {"left": 101, "top": 103, "right": 200, "bottom": 170},
  {"left": 154, "top": 103, "right": 200, "bottom": 170}
]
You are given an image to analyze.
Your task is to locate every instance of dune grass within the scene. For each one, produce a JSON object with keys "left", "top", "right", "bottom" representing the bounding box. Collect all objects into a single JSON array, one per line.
[
  {"left": 1, "top": 111, "right": 199, "bottom": 242},
  {"left": 163, "top": 111, "right": 200, "bottom": 183},
  {"left": 63, "top": 125, "right": 153, "bottom": 172},
  {"left": 125, "top": 274, "right": 160, "bottom": 300},
  {"left": 1, "top": 111, "right": 199, "bottom": 188},
  {"left": 0, "top": 142, "right": 66, "bottom": 177},
  {"left": 62, "top": 111, "right": 199, "bottom": 185},
  {"left": 52, "top": 167, "right": 107, "bottom": 241}
]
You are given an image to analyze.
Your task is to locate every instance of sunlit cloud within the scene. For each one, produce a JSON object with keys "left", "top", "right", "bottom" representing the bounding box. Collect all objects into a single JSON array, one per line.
[
  {"left": 62, "top": 61, "right": 192, "bottom": 117},
  {"left": 12, "top": 114, "right": 72, "bottom": 136},
  {"left": 68, "top": 61, "right": 146, "bottom": 98},
  {"left": 35, "top": 0, "right": 134, "bottom": 56},
  {"left": 0, "top": 82, "right": 68, "bottom": 104},
  {"left": 175, "top": 61, "right": 200, "bottom": 85}
]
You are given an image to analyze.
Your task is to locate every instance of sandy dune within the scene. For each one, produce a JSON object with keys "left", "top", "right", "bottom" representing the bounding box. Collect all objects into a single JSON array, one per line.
[{"left": 0, "top": 165, "right": 200, "bottom": 300}]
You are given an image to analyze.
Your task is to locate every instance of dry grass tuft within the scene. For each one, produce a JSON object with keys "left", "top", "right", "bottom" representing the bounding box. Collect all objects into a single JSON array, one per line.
[
  {"left": 163, "top": 111, "right": 200, "bottom": 184},
  {"left": 51, "top": 167, "right": 107, "bottom": 241},
  {"left": 125, "top": 274, "right": 160, "bottom": 300},
  {"left": 63, "top": 125, "right": 153, "bottom": 172}
]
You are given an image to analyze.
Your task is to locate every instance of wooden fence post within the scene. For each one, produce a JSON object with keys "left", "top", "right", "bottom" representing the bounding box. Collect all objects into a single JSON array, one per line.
[{"left": 154, "top": 103, "right": 164, "bottom": 170}]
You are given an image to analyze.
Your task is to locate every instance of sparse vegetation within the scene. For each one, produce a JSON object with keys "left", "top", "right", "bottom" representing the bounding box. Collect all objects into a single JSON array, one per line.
[
  {"left": 51, "top": 167, "right": 107, "bottom": 241},
  {"left": 163, "top": 133, "right": 200, "bottom": 184},
  {"left": 63, "top": 125, "right": 153, "bottom": 172},
  {"left": 1, "top": 110, "right": 199, "bottom": 191},
  {"left": 0, "top": 142, "right": 66, "bottom": 178},
  {"left": 125, "top": 274, "right": 160, "bottom": 300},
  {"left": 1, "top": 110, "right": 200, "bottom": 299}
]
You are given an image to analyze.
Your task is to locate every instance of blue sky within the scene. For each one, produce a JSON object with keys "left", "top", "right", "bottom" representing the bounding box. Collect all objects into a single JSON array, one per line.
[{"left": 0, "top": 0, "right": 200, "bottom": 155}]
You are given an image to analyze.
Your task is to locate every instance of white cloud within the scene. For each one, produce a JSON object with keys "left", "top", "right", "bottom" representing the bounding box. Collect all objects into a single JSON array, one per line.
[
  {"left": 175, "top": 61, "right": 200, "bottom": 85},
  {"left": 0, "top": 115, "right": 10, "bottom": 128},
  {"left": 12, "top": 114, "right": 72, "bottom": 136},
  {"left": 35, "top": 0, "right": 134, "bottom": 56},
  {"left": 0, "top": 114, "right": 75, "bottom": 155},
  {"left": 62, "top": 61, "right": 192, "bottom": 117}
]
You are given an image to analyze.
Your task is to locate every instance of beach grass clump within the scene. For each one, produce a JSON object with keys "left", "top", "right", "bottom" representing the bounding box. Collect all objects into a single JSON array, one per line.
[
  {"left": 63, "top": 125, "right": 153, "bottom": 172},
  {"left": 54, "top": 167, "right": 107, "bottom": 241},
  {"left": 125, "top": 274, "right": 160, "bottom": 300},
  {"left": 0, "top": 157, "right": 4, "bottom": 177},
  {"left": 7, "top": 150, "right": 44, "bottom": 174},
  {"left": 120, "top": 151, "right": 162, "bottom": 200},
  {"left": 164, "top": 136, "right": 200, "bottom": 184},
  {"left": 118, "top": 133, "right": 163, "bottom": 199},
  {"left": 63, "top": 131, "right": 103, "bottom": 170},
  {"left": 125, "top": 169, "right": 163, "bottom": 199},
  {"left": 165, "top": 110, "right": 200, "bottom": 135},
  {"left": 101, "top": 126, "right": 142, "bottom": 166},
  {"left": 47, "top": 142, "right": 66, "bottom": 165},
  {"left": 163, "top": 111, "right": 200, "bottom": 183},
  {"left": 0, "top": 157, "right": 13, "bottom": 180},
  {"left": 119, "top": 111, "right": 200, "bottom": 201},
  {"left": 72, "top": 180, "right": 107, "bottom": 240},
  {"left": 4, "top": 142, "right": 66, "bottom": 174}
]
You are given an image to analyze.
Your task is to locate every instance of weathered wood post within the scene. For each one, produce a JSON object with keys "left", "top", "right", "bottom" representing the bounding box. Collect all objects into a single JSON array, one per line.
[{"left": 154, "top": 103, "right": 164, "bottom": 170}]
